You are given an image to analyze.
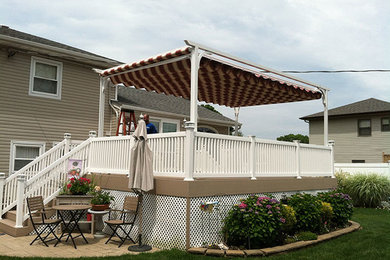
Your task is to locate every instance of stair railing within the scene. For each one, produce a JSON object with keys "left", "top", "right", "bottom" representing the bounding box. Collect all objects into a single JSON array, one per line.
[
  {"left": 0, "top": 134, "right": 75, "bottom": 219},
  {"left": 17, "top": 136, "right": 94, "bottom": 226}
]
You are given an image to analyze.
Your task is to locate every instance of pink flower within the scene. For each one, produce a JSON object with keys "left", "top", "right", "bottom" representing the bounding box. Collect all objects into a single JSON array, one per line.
[
  {"left": 268, "top": 210, "right": 272, "bottom": 214},
  {"left": 239, "top": 202, "right": 247, "bottom": 209},
  {"left": 67, "top": 183, "right": 72, "bottom": 189},
  {"left": 280, "top": 218, "right": 286, "bottom": 223},
  {"left": 266, "top": 205, "right": 272, "bottom": 209}
]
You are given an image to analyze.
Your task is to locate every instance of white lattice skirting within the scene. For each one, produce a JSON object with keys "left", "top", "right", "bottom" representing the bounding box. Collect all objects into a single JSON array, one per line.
[{"left": 104, "top": 189, "right": 329, "bottom": 250}]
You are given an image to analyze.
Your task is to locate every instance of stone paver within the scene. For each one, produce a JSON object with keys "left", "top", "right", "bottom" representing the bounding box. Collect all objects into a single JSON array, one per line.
[{"left": 0, "top": 233, "right": 159, "bottom": 258}]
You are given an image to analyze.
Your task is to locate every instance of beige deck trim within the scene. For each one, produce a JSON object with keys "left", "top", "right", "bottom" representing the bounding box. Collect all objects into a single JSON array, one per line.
[{"left": 89, "top": 173, "right": 337, "bottom": 197}]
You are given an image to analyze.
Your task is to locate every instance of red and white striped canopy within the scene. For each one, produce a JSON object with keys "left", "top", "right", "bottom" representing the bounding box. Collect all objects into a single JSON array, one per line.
[{"left": 101, "top": 47, "right": 321, "bottom": 107}]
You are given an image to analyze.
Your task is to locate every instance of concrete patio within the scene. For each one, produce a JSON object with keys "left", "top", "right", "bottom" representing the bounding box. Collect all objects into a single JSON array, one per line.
[{"left": 0, "top": 233, "right": 159, "bottom": 258}]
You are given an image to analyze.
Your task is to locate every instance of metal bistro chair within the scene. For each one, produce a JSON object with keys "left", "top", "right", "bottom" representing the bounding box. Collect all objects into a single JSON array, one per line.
[
  {"left": 26, "top": 196, "right": 61, "bottom": 247},
  {"left": 105, "top": 196, "right": 140, "bottom": 247}
]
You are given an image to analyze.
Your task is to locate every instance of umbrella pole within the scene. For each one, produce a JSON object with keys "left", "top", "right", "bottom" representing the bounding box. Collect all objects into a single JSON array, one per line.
[{"left": 128, "top": 191, "right": 152, "bottom": 252}]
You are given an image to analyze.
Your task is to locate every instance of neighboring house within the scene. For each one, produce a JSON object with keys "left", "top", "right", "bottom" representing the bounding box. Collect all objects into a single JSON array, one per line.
[
  {"left": 300, "top": 98, "right": 390, "bottom": 163},
  {"left": 110, "top": 85, "right": 236, "bottom": 135},
  {"left": 0, "top": 26, "right": 121, "bottom": 175}
]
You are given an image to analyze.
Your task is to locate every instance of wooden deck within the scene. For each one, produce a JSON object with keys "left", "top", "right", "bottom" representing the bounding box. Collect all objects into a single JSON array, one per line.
[{"left": 0, "top": 233, "right": 159, "bottom": 258}]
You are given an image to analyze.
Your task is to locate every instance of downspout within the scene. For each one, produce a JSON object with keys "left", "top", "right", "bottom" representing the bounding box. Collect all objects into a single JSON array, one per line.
[
  {"left": 321, "top": 89, "right": 329, "bottom": 145},
  {"left": 109, "top": 100, "right": 121, "bottom": 136},
  {"left": 98, "top": 77, "right": 110, "bottom": 137}
]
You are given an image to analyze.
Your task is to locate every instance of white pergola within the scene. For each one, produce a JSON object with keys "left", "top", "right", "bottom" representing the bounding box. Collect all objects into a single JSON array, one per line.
[{"left": 98, "top": 41, "right": 330, "bottom": 180}]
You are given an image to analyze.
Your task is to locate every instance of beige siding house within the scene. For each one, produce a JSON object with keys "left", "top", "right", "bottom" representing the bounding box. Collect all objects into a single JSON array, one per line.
[
  {"left": 0, "top": 26, "right": 236, "bottom": 175},
  {"left": 0, "top": 26, "right": 120, "bottom": 175},
  {"left": 301, "top": 98, "right": 390, "bottom": 163},
  {"left": 109, "top": 86, "right": 236, "bottom": 136}
]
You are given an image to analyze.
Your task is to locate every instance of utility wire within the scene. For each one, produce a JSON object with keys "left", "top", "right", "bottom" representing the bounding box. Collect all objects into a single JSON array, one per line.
[{"left": 280, "top": 69, "right": 390, "bottom": 74}]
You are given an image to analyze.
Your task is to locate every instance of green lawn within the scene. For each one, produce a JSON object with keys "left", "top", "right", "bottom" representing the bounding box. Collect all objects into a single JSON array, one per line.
[{"left": 3, "top": 208, "right": 390, "bottom": 260}]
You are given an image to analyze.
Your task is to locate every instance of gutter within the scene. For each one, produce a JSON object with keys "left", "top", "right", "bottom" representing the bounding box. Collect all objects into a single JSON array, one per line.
[{"left": 0, "top": 34, "right": 120, "bottom": 67}]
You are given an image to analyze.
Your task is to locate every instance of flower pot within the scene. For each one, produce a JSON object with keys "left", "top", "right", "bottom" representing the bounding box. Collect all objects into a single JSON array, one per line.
[{"left": 91, "top": 204, "right": 110, "bottom": 211}]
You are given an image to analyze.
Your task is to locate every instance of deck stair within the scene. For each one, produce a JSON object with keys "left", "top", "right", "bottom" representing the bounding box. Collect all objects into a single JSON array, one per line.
[{"left": 0, "top": 133, "right": 89, "bottom": 237}]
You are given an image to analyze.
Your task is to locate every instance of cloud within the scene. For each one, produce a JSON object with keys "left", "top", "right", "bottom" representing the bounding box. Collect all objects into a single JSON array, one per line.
[{"left": 1, "top": 0, "right": 389, "bottom": 139}]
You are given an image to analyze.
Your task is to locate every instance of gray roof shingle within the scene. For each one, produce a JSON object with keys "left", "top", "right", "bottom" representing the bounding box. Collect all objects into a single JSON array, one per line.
[
  {"left": 115, "top": 86, "right": 235, "bottom": 124},
  {"left": 0, "top": 25, "right": 119, "bottom": 64},
  {"left": 300, "top": 98, "right": 390, "bottom": 120}
]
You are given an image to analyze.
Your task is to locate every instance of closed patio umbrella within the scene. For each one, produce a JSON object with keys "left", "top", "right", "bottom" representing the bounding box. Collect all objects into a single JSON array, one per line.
[{"left": 128, "top": 118, "right": 154, "bottom": 252}]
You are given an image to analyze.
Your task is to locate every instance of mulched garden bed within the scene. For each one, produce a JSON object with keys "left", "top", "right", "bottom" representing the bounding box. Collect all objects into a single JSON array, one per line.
[{"left": 188, "top": 220, "right": 360, "bottom": 257}]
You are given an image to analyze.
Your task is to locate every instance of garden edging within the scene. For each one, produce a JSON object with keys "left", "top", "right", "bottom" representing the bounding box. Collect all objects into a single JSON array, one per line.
[{"left": 188, "top": 220, "right": 361, "bottom": 257}]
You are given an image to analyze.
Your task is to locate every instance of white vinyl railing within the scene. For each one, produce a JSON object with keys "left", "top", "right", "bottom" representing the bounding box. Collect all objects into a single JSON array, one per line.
[
  {"left": 0, "top": 139, "right": 68, "bottom": 216},
  {"left": 149, "top": 132, "right": 186, "bottom": 177},
  {"left": 20, "top": 139, "right": 92, "bottom": 223},
  {"left": 300, "top": 143, "right": 332, "bottom": 176},
  {"left": 87, "top": 136, "right": 134, "bottom": 175},
  {"left": 0, "top": 131, "right": 334, "bottom": 227},
  {"left": 87, "top": 132, "right": 186, "bottom": 176},
  {"left": 254, "top": 139, "right": 297, "bottom": 177},
  {"left": 194, "top": 133, "right": 251, "bottom": 177}
]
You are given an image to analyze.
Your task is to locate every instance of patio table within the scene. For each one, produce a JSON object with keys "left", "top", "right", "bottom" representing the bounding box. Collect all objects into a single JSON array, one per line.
[{"left": 53, "top": 204, "right": 91, "bottom": 249}]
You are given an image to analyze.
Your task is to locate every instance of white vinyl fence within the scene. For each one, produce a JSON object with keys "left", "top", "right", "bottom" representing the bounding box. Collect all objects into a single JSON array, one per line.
[{"left": 335, "top": 163, "right": 390, "bottom": 176}]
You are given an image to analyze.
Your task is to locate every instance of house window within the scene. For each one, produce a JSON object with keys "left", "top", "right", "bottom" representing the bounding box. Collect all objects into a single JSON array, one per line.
[
  {"left": 198, "top": 126, "right": 218, "bottom": 134},
  {"left": 162, "top": 122, "right": 177, "bottom": 133},
  {"left": 381, "top": 117, "right": 390, "bottom": 132},
  {"left": 29, "top": 57, "right": 62, "bottom": 99},
  {"left": 358, "top": 119, "right": 371, "bottom": 136},
  {"left": 352, "top": 160, "right": 365, "bottom": 163},
  {"left": 149, "top": 117, "right": 179, "bottom": 133},
  {"left": 10, "top": 141, "right": 45, "bottom": 173}
]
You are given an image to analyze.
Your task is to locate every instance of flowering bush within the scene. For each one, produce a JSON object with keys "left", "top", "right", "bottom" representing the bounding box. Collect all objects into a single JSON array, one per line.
[
  {"left": 280, "top": 204, "right": 297, "bottom": 235},
  {"left": 318, "top": 191, "right": 353, "bottom": 227},
  {"left": 222, "top": 195, "right": 284, "bottom": 249},
  {"left": 287, "top": 193, "right": 322, "bottom": 233},
  {"left": 319, "top": 202, "right": 333, "bottom": 233},
  {"left": 90, "top": 186, "right": 114, "bottom": 205},
  {"left": 62, "top": 177, "right": 93, "bottom": 195}
]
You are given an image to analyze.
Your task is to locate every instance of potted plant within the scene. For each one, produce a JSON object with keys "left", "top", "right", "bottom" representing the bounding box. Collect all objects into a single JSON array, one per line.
[
  {"left": 90, "top": 186, "right": 114, "bottom": 211},
  {"left": 61, "top": 177, "right": 93, "bottom": 195},
  {"left": 57, "top": 177, "right": 94, "bottom": 205}
]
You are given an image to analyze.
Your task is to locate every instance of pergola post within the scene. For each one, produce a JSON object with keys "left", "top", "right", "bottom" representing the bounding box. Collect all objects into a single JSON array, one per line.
[
  {"left": 190, "top": 46, "right": 200, "bottom": 131},
  {"left": 234, "top": 107, "right": 240, "bottom": 136},
  {"left": 322, "top": 89, "right": 329, "bottom": 145}
]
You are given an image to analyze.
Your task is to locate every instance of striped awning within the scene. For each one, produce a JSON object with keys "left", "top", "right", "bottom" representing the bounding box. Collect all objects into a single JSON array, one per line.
[{"left": 101, "top": 47, "right": 322, "bottom": 107}]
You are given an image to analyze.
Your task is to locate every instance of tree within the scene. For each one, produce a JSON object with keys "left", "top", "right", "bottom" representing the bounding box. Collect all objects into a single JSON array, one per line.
[
  {"left": 201, "top": 104, "right": 222, "bottom": 115},
  {"left": 277, "top": 134, "right": 309, "bottom": 144}
]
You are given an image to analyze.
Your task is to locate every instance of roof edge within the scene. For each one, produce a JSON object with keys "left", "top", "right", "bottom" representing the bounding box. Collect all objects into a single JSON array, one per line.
[
  {"left": 118, "top": 103, "right": 238, "bottom": 127},
  {"left": 300, "top": 110, "right": 390, "bottom": 120},
  {"left": 0, "top": 34, "right": 120, "bottom": 66}
]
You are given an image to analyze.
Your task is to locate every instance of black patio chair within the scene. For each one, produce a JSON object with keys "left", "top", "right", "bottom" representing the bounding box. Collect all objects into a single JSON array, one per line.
[
  {"left": 105, "top": 196, "right": 140, "bottom": 247},
  {"left": 26, "top": 196, "right": 61, "bottom": 247}
]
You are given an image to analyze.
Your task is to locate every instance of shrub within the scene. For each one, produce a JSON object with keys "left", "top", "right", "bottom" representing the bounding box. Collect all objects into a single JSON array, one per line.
[
  {"left": 318, "top": 191, "right": 353, "bottom": 227},
  {"left": 280, "top": 204, "right": 297, "bottom": 235},
  {"left": 222, "top": 195, "right": 284, "bottom": 249},
  {"left": 344, "top": 173, "right": 390, "bottom": 208},
  {"left": 287, "top": 193, "right": 322, "bottom": 233},
  {"left": 296, "top": 231, "right": 318, "bottom": 241},
  {"left": 335, "top": 171, "right": 350, "bottom": 193}
]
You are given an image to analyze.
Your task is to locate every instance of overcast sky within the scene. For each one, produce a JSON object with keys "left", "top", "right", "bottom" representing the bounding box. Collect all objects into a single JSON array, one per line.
[{"left": 2, "top": 0, "right": 389, "bottom": 139}]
